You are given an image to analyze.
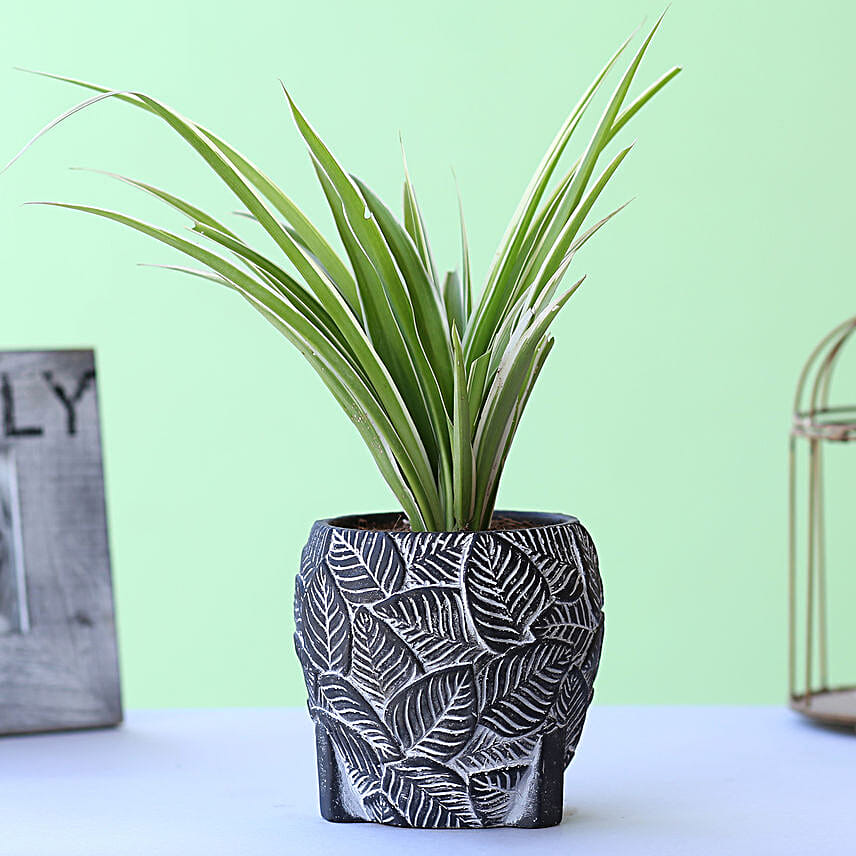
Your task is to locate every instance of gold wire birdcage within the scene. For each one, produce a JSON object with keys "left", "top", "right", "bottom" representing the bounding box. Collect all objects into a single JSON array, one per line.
[{"left": 789, "top": 316, "right": 856, "bottom": 727}]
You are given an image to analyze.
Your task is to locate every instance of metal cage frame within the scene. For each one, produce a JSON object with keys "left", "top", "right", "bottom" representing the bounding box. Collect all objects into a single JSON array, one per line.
[{"left": 789, "top": 315, "right": 856, "bottom": 726}]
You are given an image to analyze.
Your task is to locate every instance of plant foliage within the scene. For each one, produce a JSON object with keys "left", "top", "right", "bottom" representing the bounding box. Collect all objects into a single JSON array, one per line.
[{"left": 6, "top": 17, "right": 678, "bottom": 531}]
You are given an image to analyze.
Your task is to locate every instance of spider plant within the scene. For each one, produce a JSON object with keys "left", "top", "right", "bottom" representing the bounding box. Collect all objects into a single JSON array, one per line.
[{"left": 7, "top": 17, "right": 678, "bottom": 532}]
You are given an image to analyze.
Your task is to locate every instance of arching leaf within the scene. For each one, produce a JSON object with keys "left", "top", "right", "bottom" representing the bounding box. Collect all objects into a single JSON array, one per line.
[
  {"left": 317, "top": 673, "right": 402, "bottom": 762},
  {"left": 299, "top": 563, "right": 351, "bottom": 673},
  {"left": 363, "top": 791, "right": 407, "bottom": 826},
  {"left": 293, "top": 630, "right": 318, "bottom": 704},
  {"left": 452, "top": 725, "right": 539, "bottom": 773},
  {"left": 531, "top": 600, "right": 594, "bottom": 653},
  {"left": 549, "top": 665, "right": 590, "bottom": 731},
  {"left": 580, "top": 616, "right": 605, "bottom": 688},
  {"left": 381, "top": 757, "right": 478, "bottom": 828},
  {"left": 375, "top": 585, "right": 483, "bottom": 667},
  {"left": 499, "top": 526, "right": 583, "bottom": 599},
  {"left": 327, "top": 528, "right": 407, "bottom": 603},
  {"left": 556, "top": 667, "right": 593, "bottom": 768},
  {"left": 478, "top": 641, "right": 572, "bottom": 737},
  {"left": 571, "top": 522, "right": 603, "bottom": 612},
  {"left": 385, "top": 665, "right": 477, "bottom": 761},
  {"left": 350, "top": 607, "right": 423, "bottom": 707},
  {"left": 469, "top": 764, "right": 529, "bottom": 826},
  {"left": 391, "top": 531, "right": 471, "bottom": 587},
  {"left": 315, "top": 708, "right": 386, "bottom": 797},
  {"left": 463, "top": 534, "right": 550, "bottom": 652}
]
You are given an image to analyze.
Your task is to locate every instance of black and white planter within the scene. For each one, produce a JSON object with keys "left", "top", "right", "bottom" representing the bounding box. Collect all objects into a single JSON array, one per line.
[{"left": 293, "top": 511, "right": 604, "bottom": 829}]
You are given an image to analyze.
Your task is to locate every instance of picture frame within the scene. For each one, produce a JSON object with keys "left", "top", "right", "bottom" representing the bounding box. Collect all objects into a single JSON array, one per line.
[{"left": 0, "top": 349, "right": 121, "bottom": 734}]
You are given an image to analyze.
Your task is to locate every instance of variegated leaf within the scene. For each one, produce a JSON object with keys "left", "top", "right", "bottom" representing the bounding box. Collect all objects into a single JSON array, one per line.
[
  {"left": 382, "top": 757, "right": 479, "bottom": 828},
  {"left": 391, "top": 531, "right": 471, "bottom": 587},
  {"left": 469, "top": 765, "right": 528, "bottom": 826},
  {"left": 385, "top": 665, "right": 477, "bottom": 761},
  {"left": 299, "top": 563, "right": 351, "bottom": 673},
  {"left": 452, "top": 725, "right": 539, "bottom": 772},
  {"left": 478, "top": 641, "right": 573, "bottom": 737},
  {"left": 327, "top": 528, "right": 406, "bottom": 603},
  {"left": 499, "top": 526, "right": 582, "bottom": 600},
  {"left": 531, "top": 600, "right": 594, "bottom": 654},
  {"left": 463, "top": 534, "right": 550, "bottom": 652},
  {"left": 317, "top": 673, "right": 402, "bottom": 763},
  {"left": 350, "top": 607, "right": 423, "bottom": 707},
  {"left": 375, "top": 586, "right": 482, "bottom": 667}
]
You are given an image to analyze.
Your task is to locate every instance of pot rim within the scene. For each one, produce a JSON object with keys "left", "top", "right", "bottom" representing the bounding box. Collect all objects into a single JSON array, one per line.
[{"left": 320, "top": 509, "right": 579, "bottom": 533}]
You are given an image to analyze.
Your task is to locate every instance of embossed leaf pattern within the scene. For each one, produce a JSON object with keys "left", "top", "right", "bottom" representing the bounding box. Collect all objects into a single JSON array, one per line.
[
  {"left": 581, "top": 617, "right": 605, "bottom": 688},
  {"left": 560, "top": 669, "right": 593, "bottom": 767},
  {"left": 499, "top": 526, "right": 582, "bottom": 600},
  {"left": 385, "top": 665, "right": 477, "bottom": 761},
  {"left": 327, "top": 529, "right": 406, "bottom": 603},
  {"left": 478, "top": 641, "right": 573, "bottom": 737},
  {"left": 571, "top": 521, "right": 603, "bottom": 612},
  {"left": 531, "top": 600, "right": 594, "bottom": 654},
  {"left": 550, "top": 665, "right": 590, "bottom": 730},
  {"left": 469, "top": 765, "right": 529, "bottom": 826},
  {"left": 463, "top": 534, "right": 550, "bottom": 652},
  {"left": 382, "top": 758, "right": 479, "bottom": 828},
  {"left": 452, "top": 726, "right": 540, "bottom": 772},
  {"left": 375, "top": 585, "right": 482, "bottom": 667},
  {"left": 317, "top": 673, "right": 401, "bottom": 763},
  {"left": 300, "top": 562, "right": 351, "bottom": 673},
  {"left": 299, "top": 522, "right": 329, "bottom": 585},
  {"left": 294, "top": 518, "right": 604, "bottom": 827},
  {"left": 363, "top": 792, "right": 406, "bottom": 826},
  {"left": 350, "top": 607, "right": 424, "bottom": 707},
  {"left": 293, "top": 574, "right": 305, "bottom": 634},
  {"left": 315, "top": 708, "right": 387, "bottom": 795},
  {"left": 293, "top": 632, "right": 318, "bottom": 703},
  {"left": 392, "top": 532, "right": 471, "bottom": 587}
]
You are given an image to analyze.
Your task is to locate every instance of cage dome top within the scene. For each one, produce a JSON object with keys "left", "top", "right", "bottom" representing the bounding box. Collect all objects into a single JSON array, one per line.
[{"left": 793, "top": 316, "right": 856, "bottom": 443}]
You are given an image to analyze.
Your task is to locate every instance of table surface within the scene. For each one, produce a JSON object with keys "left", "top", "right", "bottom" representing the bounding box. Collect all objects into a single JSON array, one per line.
[{"left": 2, "top": 706, "right": 853, "bottom": 856}]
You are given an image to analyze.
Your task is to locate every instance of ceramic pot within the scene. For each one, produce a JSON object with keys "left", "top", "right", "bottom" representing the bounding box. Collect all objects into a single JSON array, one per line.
[{"left": 293, "top": 511, "right": 604, "bottom": 829}]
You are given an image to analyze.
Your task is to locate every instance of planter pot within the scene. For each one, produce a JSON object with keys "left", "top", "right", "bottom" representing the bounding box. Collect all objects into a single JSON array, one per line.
[{"left": 293, "top": 510, "right": 604, "bottom": 829}]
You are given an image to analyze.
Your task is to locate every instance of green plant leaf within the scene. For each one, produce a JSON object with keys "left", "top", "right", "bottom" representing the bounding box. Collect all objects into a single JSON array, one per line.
[
  {"left": 311, "top": 159, "right": 448, "bottom": 498},
  {"left": 401, "top": 142, "right": 440, "bottom": 289},
  {"left": 512, "top": 143, "right": 634, "bottom": 311},
  {"left": 352, "top": 175, "right": 453, "bottom": 407},
  {"left": 467, "top": 351, "right": 492, "bottom": 431},
  {"left": 456, "top": 182, "right": 472, "bottom": 323},
  {"left": 9, "top": 69, "right": 363, "bottom": 314},
  {"left": 523, "top": 15, "right": 666, "bottom": 291},
  {"left": 450, "top": 327, "right": 474, "bottom": 529},
  {"left": 442, "top": 271, "right": 467, "bottom": 341},
  {"left": 32, "top": 200, "right": 439, "bottom": 529},
  {"left": 463, "top": 30, "right": 633, "bottom": 364},
  {"left": 8, "top": 17, "right": 678, "bottom": 531},
  {"left": 473, "top": 276, "right": 584, "bottom": 527}
]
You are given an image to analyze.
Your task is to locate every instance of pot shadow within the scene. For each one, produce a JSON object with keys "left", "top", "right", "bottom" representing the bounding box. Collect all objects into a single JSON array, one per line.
[{"left": 791, "top": 714, "right": 856, "bottom": 738}]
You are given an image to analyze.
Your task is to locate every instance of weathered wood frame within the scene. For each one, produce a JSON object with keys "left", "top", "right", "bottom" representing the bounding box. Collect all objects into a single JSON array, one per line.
[{"left": 0, "top": 349, "right": 121, "bottom": 734}]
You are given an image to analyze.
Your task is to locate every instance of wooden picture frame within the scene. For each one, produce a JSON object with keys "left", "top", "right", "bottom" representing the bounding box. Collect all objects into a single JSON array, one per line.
[{"left": 0, "top": 349, "right": 121, "bottom": 734}]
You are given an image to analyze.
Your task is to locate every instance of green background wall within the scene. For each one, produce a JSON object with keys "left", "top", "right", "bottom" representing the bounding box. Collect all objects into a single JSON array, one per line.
[{"left": 1, "top": 1, "right": 853, "bottom": 708}]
